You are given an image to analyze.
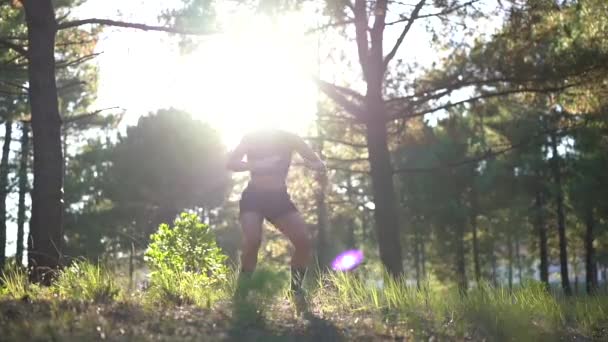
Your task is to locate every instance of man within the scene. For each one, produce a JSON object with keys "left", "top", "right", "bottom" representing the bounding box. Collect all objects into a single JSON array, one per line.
[{"left": 227, "top": 128, "right": 326, "bottom": 302}]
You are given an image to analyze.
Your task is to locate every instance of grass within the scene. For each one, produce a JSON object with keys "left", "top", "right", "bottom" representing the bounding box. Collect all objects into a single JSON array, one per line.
[{"left": 1, "top": 262, "right": 607, "bottom": 341}]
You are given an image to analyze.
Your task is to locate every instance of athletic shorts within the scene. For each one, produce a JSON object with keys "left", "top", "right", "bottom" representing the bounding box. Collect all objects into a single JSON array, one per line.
[{"left": 239, "top": 185, "right": 298, "bottom": 223}]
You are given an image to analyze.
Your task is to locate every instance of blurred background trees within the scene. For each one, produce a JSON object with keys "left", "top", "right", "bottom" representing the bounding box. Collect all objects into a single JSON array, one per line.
[{"left": 0, "top": 0, "right": 607, "bottom": 294}]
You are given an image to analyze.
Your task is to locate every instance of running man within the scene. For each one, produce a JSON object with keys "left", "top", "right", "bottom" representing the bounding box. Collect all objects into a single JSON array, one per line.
[{"left": 227, "top": 128, "right": 326, "bottom": 298}]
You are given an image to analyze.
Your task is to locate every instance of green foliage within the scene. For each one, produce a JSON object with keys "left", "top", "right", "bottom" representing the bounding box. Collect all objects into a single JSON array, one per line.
[
  {"left": 145, "top": 212, "right": 227, "bottom": 277},
  {"left": 0, "top": 266, "right": 39, "bottom": 300},
  {"left": 144, "top": 268, "right": 219, "bottom": 307},
  {"left": 53, "top": 261, "right": 120, "bottom": 303},
  {"left": 111, "top": 109, "right": 230, "bottom": 237},
  {"left": 144, "top": 213, "right": 228, "bottom": 305}
]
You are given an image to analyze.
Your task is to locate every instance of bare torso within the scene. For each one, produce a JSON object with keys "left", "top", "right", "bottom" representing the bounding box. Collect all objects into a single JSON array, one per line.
[{"left": 244, "top": 129, "right": 294, "bottom": 191}]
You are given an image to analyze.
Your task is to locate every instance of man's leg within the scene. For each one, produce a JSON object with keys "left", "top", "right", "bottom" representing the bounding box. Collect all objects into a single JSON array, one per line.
[
  {"left": 235, "top": 212, "right": 264, "bottom": 298},
  {"left": 272, "top": 211, "right": 312, "bottom": 293},
  {"left": 240, "top": 212, "right": 264, "bottom": 272}
]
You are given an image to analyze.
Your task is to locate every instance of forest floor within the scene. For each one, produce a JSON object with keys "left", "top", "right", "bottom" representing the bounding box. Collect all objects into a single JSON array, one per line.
[
  {"left": 0, "top": 297, "right": 417, "bottom": 342},
  {"left": 1, "top": 264, "right": 608, "bottom": 341},
  {"left": 1, "top": 293, "right": 607, "bottom": 341}
]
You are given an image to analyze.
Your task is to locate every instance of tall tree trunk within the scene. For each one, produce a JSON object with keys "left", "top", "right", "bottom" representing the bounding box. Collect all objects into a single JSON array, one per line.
[
  {"left": 420, "top": 237, "right": 426, "bottom": 279},
  {"left": 490, "top": 241, "right": 498, "bottom": 287},
  {"left": 364, "top": 117, "right": 403, "bottom": 276},
  {"left": 16, "top": 122, "right": 30, "bottom": 265},
  {"left": 455, "top": 223, "right": 467, "bottom": 292},
  {"left": 0, "top": 120, "right": 13, "bottom": 271},
  {"left": 470, "top": 179, "right": 481, "bottom": 285},
  {"left": 507, "top": 231, "right": 513, "bottom": 291},
  {"left": 345, "top": 171, "right": 356, "bottom": 249},
  {"left": 315, "top": 140, "right": 329, "bottom": 267},
  {"left": 535, "top": 189, "right": 549, "bottom": 287},
  {"left": 585, "top": 207, "right": 597, "bottom": 294},
  {"left": 515, "top": 233, "right": 522, "bottom": 284},
  {"left": 550, "top": 131, "right": 571, "bottom": 295},
  {"left": 413, "top": 225, "right": 421, "bottom": 288},
  {"left": 23, "top": 0, "right": 64, "bottom": 284}
]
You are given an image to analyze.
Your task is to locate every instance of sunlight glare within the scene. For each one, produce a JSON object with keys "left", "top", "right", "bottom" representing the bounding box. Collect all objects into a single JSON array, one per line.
[{"left": 180, "top": 13, "right": 319, "bottom": 148}]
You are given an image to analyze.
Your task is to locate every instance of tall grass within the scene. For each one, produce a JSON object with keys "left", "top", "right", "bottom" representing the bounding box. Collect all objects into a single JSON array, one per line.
[
  {"left": 0, "top": 266, "right": 38, "bottom": 299},
  {"left": 313, "top": 269, "right": 608, "bottom": 340},
  {"left": 53, "top": 260, "right": 120, "bottom": 303},
  {"left": 1, "top": 261, "right": 606, "bottom": 341},
  {"left": 144, "top": 269, "right": 224, "bottom": 307}
]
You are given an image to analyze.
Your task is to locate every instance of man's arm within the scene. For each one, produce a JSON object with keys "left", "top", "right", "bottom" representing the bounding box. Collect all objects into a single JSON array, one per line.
[
  {"left": 226, "top": 136, "right": 281, "bottom": 172},
  {"left": 226, "top": 136, "right": 250, "bottom": 172},
  {"left": 290, "top": 134, "right": 326, "bottom": 173}
]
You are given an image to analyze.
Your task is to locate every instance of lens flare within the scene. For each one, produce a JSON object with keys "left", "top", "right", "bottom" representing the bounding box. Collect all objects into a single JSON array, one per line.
[{"left": 331, "top": 249, "right": 364, "bottom": 271}]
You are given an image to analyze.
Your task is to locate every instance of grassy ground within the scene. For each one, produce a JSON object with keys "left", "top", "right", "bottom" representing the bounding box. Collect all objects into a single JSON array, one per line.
[{"left": 1, "top": 263, "right": 607, "bottom": 341}]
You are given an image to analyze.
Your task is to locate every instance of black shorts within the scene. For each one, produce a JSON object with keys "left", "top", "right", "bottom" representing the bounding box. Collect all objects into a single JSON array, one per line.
[{"left": 239, "top": 186, "right": 298, "bottom": 223}]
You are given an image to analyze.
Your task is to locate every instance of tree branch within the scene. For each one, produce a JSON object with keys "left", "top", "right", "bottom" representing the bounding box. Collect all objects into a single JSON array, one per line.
[
  {"left": 354, "top": 0, "right": 370, "bottom": 82},
  {"left": 393, "top": 114, "right": 589, "bottom": 173},
  {"left": 394, "top": 144, "right": 520, "bottom": 173},
  {"left": 56, "top": 52, "right": 102, "bottom": 69},
  {"left": 61, "top": 107, "right": 121, "bottom": 124},
  {"left": 316, "top": 79, "right": 366, "bottom": 119},
  {"left": 383, "top": 0, "right": 425, "bottom": 69},
  {"left": 57, "top": 18, "right": 216, "bottom": 35},
  {"left": 385, "top": 0, "right": 478, "bottom": 26},
  {"left": 304, "top": 136, "right": 368, "bottom": 149},
  {"left": 391, "top": 83, "right": 580, "bottom": 121},
  {"left": 0, "top": 38, "right": 28, "bottom": 57}
]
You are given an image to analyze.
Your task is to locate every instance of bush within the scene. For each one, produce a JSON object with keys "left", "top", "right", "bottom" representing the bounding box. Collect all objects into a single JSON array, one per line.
[
  {"left": 53, "top": 261, "right": 119, "bottom": 303},
  {"left": 144, "top": 212, "right": 228, "bottom": 305}
]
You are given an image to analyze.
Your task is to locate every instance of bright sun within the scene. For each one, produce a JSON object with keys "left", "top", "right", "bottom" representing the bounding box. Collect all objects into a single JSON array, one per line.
[
  {"left": 93, "top": 10, "right": 320, "bottom": 149},
  {"left": 179, "top": 14, "right": 319, "bottom": 148}
]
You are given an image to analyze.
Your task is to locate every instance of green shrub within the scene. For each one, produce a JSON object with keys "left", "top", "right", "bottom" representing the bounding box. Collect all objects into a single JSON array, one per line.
[
  {"left": 53, "top": 260, "right": 119, "bottom": 303},
  {"left": 144, "top": 212, "right": 228, "bottom": 305}
]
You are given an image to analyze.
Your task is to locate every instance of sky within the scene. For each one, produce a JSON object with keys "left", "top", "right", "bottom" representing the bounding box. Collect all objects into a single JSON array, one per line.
[
  {"left": 71, "top": 0, "right": 466, "bottom": 146},
  {"left": 4, "top": 0, "right": 502, "bottom": 258}
]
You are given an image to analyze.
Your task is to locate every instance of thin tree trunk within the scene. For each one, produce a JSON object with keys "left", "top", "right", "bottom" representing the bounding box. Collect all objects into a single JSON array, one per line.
[
  {"left": 603, "top": 266, "right": 608, "bottom": 292},
  {"left": 16, "top": 122, "right": 30, "bottom": 265},
  {"left": 535, "top": 189, "right": 549, "bottom": 287},
  {"left": 345, "top": 171, "right": 356, "bottom": 249},
  {"left": 508, "top": 231, "right": 513, "bottom": 291},
  {"left": 23, "top": 0, "right": 64, "bottom": 284},
  {"left": 315, "top": 139, "right": 329, "bottom": 267},
  {"left": 515, "top": 233, "right": 522, "bottom": 284},
  {"left": 585, "top": 207, "right": 597, "bottom": 294},
  {"left": 128, "top": 242, "right": 134, "bottom": 291},
  {"left": 420, "top": 237, "right": 426, "bottom": 279},
  {"left": 471, "top": 213, "right": 480, "bottom": 285},
  {"left": 550, "top": 131, "right": 571, "bottom": 295},
  {"left": 470, "top": 181, "right": 481, "bottom": 285},
  {"left": 414, "top": 225, "right": 420, "bottom": 288},
  {"left": 0, "top": 120, "right": 13, "bottom": 271},
  {"left": 490, "top": 242, "right": 498, "bottom": 287},
  {"left": 456, "top": 223, "right": 467, "bottom": 292}
]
